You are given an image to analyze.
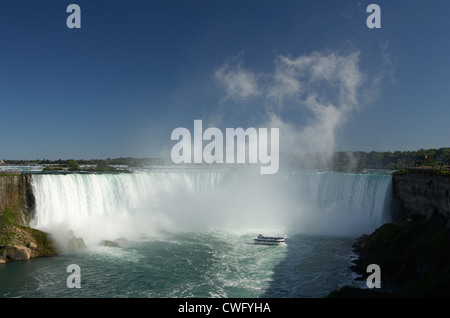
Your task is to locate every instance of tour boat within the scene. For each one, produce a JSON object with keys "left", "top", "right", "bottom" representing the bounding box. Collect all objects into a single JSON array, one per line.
[{"left": 254, "top": 234, "right": 285, "bottom": 245}]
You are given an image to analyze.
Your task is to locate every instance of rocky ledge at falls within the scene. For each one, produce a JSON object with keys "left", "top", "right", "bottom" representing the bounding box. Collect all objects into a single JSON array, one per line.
[
  {"left": 328, "top": 167, "right": 450, "bottom": 297},
  {"left": 0, "top": 223, "right": 57, "bottom": 263},
  {"left": 393, "top": 167, "right": 450, "bottom": 220},
  {"left": 0, "top": 173, "right": 57, "bottom": 263}
]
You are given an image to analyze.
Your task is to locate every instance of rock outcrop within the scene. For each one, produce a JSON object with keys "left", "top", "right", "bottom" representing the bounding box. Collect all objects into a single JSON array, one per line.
[
  {"left": 68, "top": 237, "right": 86, "bottom": 250},
  {"left": 0, "top": 173, "right": 56, "bottom": 263},
  {"left": 100, "top": 238, "right": 128, "bottom": 247},
  {"left": 338, "top": 217, "right": 450, "bottom": 297},
  {"left": 66, "top": 230, "right": 86, "bottom": 250},
  {"left": 7, "top": 244, "right": 31, "bottom": 261},
  {"left": 329, "top": 167, "right": 450, "bottom": 297},
  {"left": 393, "top": 168, "right": 450, "bottom": 220},
  {"left": 100, "top": 240, "right": 120, "bottom": 247},
  {"left": 0, "top": 224, "right": 57, "bottom": 263},
  {"left": 0, "top": 173, "right": 35, "bottom": 225}
]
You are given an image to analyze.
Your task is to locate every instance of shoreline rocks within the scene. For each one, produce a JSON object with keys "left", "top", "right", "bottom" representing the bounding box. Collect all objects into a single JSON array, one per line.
[
  {"left": 329, "top": 215, "right": 450, "bottom": 297},
  {"left": 7, "top": 244, "right": 31, "bottom": 261},
  {"left": 100, "top": 240, "right": 120, "bottom": 247},
  {"left": 100, "top": 238, "right": 128, "bottom": 247},
  {"left": 0, "top": 224, "right": 57, "bottom": 263},
  {"left": 67, "top": 230, "right": 86, "bottom": 250},
  {"left": 68, "top": 237, "right": 86, "bottom": 250}
]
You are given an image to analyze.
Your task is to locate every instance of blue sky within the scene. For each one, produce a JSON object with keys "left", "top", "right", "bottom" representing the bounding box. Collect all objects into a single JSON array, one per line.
[{"left": 0, "top": 0, "right": 449, "bottom": 160}]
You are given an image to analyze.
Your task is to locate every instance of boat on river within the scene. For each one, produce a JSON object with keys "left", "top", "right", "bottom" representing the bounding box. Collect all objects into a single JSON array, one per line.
[{"left": 254, "top": 234, "right": 285, "bottom": 245}]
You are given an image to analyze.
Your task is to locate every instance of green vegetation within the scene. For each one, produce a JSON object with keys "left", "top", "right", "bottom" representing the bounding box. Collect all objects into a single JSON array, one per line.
[
  {"left": 0, "top": 224, "right": 56, "bottom": 257},
  {"left": 393, "top": 166, "right": 450, "bottom": 177},
  {"left": 3, "top": 148, "right": 450, "bottom": 171},
  {"left": 42, "top": 165, "right": 66, "bottom": 171},
  {"left": 66, "top": 159, "right": 80, "bottom": 171},
  {"left": 0, "top": 175, "right": 57, "bottom": 261},
  {"left": 0, "top": 209, "right": 20, "bottom": 227},
  {"left": 81, "top": 159, "right": 126, "bottom": 173},
  {"left": 328, "top": 217, "right": 450, "bottom": 297},
  {"left": 5, "top": 157, "right": 168, "bottom": 167},
  {"left": 42, "top": 159, "right": 131, "bottom": 173},
  {"left": 0, "top": 208, "right": 57, "bottom": 259},
  {"left": 330, "top": 147, "right": 450, "bottom": 171},
  {"left": 0, "top": 172, "right": 20, "bottom": 177},
  {"left": 43, "top": 159, "right": 81, "bottom": 172}
]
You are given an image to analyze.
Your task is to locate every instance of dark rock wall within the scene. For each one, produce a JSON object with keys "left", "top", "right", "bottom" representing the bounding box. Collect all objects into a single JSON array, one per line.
[{"left": 393, "top": 172, "right": 450, "bottom": 220}]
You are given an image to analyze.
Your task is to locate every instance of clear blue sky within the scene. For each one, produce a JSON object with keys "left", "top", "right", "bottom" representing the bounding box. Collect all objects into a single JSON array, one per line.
[{"left": 1, "top": 0, "right": 449, "bottom": 160}]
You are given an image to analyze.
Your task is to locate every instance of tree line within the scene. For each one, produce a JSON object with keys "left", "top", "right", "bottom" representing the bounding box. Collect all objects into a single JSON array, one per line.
[
  {"left": 3, "top": 157, "right": 169, "bottom": 168},
  {"left": 2, "top": 148, "right": 450, "bottom": 171},
  {"left": 330, "top": 148, "right": 450, "bottom": 171}
]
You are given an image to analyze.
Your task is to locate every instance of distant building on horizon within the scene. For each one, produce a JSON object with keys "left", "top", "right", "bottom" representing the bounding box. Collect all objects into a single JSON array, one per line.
[{"left": 0, "top": 160, "right": 5, "bottom": 165}]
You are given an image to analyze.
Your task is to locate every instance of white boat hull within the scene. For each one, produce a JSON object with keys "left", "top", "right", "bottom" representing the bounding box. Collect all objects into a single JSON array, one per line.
[
  {"left": 254, "top": 240, "right": 284, "bottom": 245},
  {"left": 254, "top": 235, "right": 285, "bottom": 245}
]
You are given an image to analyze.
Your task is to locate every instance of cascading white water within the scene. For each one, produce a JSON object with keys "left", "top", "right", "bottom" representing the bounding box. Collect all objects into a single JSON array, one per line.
[
  {"left": 30, "top": 168, "right": 393, "bottom": 246},
  {"left": 286, "top": 171, "right": 393, "bottom": 236},
  {"left": 30, "top": 170, "right": 228, "bottom": 245}
]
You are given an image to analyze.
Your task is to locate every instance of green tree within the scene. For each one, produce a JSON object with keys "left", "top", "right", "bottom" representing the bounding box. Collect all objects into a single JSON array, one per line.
[{"left": 66, "top": 159, "right": 80, "bottom": 171}]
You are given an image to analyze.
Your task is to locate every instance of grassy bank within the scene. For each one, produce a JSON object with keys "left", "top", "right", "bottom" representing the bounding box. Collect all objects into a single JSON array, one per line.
[
  {"left": 0, "top": 208, "right": 57, "bottom": 262},
  {"left": 393, "top": 166, "right": 450, "bottom": 177}
]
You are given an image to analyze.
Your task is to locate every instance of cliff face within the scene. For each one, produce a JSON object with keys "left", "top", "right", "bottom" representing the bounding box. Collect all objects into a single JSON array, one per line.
[
  {"left": 0, "top": 173, "right": 35, "bottom": 225},
  {"left": 330, "top": 169, "right": 450, "bottom": 297},
  {"left": 0, "top": 174, "right": 56, "bottom": 263},
  {"left": 393, "top": 170, "right": 450, "bottom": 220}
]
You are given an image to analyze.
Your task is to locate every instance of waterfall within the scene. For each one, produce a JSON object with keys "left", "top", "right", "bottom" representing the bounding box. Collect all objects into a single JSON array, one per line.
[
  {"left": 287, "top": 171, "right": 393, "bottom": 236},
  {"left": 30, "top": 169, "right": 393, "bottom": 245}
]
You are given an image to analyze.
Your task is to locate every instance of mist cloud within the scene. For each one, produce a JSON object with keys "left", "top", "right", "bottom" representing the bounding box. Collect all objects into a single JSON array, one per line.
[
  {"left": 214, "top": 58, "right": 261, "bottom": 102},
  {"left": 214, "top": 49, "right": 382, "bottom": 168}
]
